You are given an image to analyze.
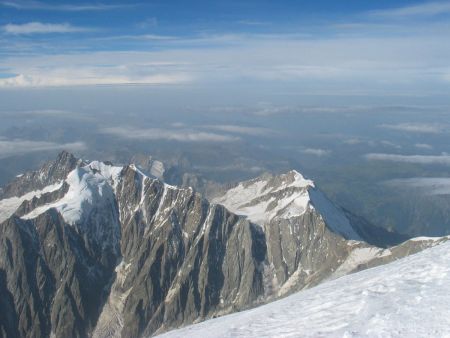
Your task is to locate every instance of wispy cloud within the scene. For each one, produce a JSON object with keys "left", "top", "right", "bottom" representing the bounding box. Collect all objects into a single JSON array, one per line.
[
  {"left": 370, "top": 2, "right": 450, "bottom": 18},
  {"left": 0, "top": 72, "right": 191, "bottom": 87},
  {"left": 100, "top": 126, "right": 240, "bottom": 142},
  {"left": 0, "top": 109, "right": 91, "bottom": 120},
  {"left": 0, "top": 139, "right": 85, "bottom": 159},
  {"left": 384, "top": 177, "right": 450, "bottom": 195},
  {"left": 301, "top": 148, "right": 331, "bottom": 157},
  {"left": 2, "top": 22, "right": 89, "bottom": 34},
  {"left": 201, "top": 124, "right": 272, "bottom": 136},
  {"left": 415, "top": 143, "right": 433, "bottom": 150},
  {"left": 0, "top": 0, "right": 133, "bottom": 11},
  {"left": 94, "top": 34, "right": 176, "bottom": 42},
  {"left": 1, "top": 23, "right": 450, "bottom": 90},
  {"left": 365, "top": 153, "right": 450, "bottom": 165},
  {"left": 379, "top": 123, "right": 444, "bottom": 133}
]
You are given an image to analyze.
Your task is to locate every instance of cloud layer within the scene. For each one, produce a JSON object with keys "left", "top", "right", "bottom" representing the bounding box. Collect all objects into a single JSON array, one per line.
[
  {"left": 100, "top": 127, "right": 240, "bottom": 142},
  {"left": 201, "top": 125, "right": 272, "bottom": 136},
  {"left": 301, "top": 148, "right": 331, "bottom": 157},
  {"left": 365, "top": 153, "right": 450, "bottom": 165},
  {"left": 0, "top": 2, "right": 449, "bottom": 91},
  {"left": 0, "top": 139, "right": 85, "bottom": 159},
  {"left": 385, "top": 177, "right": 450, "bottom": 195},
  {"left": 379, "top": 123, "right": 445, "bottom": 134}
]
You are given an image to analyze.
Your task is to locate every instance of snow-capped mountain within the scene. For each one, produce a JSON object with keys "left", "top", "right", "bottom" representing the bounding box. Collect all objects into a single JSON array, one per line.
[
  {"left": 213, "top": 170, "right": 362, "bottom": 240},
  {"left": 212, "top": 170, "right": 429, "bottom": 296},
  {"left": 158, "top": 240, "right": 450, "bottom": 338},
  {"left": 0, "top": 152, "right": 447, "bottom": 338},
  {"left": 213, "top": 170, "right": 407, "bottom": 247}
]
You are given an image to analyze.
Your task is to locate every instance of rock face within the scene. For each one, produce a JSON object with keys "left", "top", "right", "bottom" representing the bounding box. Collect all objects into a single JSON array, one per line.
[
  {"left": 0, "top": 154, "right": 266, "bottom": 337},
  {"left": 0, "top": 152, "right": 446, "bottom": 338},
  {"left": 0, "top": 151, "right": 81, "bottom": 200}
]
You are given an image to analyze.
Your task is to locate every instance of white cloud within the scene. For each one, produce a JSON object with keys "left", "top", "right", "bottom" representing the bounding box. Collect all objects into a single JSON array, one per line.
[
  {"left": 100, "top": 127, "right": 240, "bottom": 142},
  {"left": 201, "top": 125, "right": 272, "bottom": 136},
  {"left": 379, "top": 123, "right": 444, "bottom": 133},
  {"left": 0, "top": 139, "right": 85, "bottom": 159},
  {"left": 384, "top": 177, "right": 450, "bottom": 195},
  {"left": 95, "top": 34, "right": 176, "bottom": 42},
  {"left": 301, "top": 148, "right": 331, "bottom": 157},
  {"left": 370, "top": 2, "right": 450, "bottom": 18},
  {"left": 0, "top": 72, "right": 191, "bottom": 87},
  {"left": 0, "top": 1, "right": 132, "bottom": 11},
  {"left": 2, "top": 22, "right": 89, "bottom": 34},
  {"left": 365, "top": 153, "right": 450, "bottom": 165}
]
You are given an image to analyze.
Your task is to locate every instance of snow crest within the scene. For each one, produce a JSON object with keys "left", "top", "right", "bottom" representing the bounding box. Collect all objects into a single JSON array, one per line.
[
  {"left": 213, "top": 170, "right": 361, "bottom": 240},
  {"left": 213, "top": 170, "right": 314, "bottom": 225}
]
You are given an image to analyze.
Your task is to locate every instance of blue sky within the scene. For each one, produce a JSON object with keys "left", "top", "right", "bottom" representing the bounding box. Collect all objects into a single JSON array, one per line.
[{"left": 0, "top": 0, "right": 450, "bottom": 97}]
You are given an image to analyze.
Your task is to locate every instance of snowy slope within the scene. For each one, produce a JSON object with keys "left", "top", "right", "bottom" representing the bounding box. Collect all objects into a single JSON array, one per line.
[
  {"left": 158, "top": 241, "right": 450, "bottom": 338},
  {"left": 213, "top": 170, "right": 314, "bottom": 225},
  {"left": 213, "top": 170, "right": 361, "bottom": 240},
  {"left": 22, "top": 161, "right": 122, "bottom": 224}
]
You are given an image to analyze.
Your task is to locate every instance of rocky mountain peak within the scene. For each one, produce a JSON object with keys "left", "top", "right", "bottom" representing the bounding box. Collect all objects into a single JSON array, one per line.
[{"left": 0, "top": 150, "right": 82, "bottom": 199}]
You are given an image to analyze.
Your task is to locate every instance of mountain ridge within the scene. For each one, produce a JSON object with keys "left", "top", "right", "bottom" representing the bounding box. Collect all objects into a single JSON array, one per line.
[{"left": 0, "top": 151, "right": 447, "bottom": 337}]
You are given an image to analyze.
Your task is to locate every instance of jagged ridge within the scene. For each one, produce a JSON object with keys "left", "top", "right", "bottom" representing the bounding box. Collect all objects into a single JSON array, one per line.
[{"left": 0, "top": 152, "right": 446, "bottom": 338}]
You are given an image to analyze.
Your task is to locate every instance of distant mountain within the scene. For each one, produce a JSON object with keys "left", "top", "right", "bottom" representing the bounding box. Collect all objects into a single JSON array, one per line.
[
  {"left": 212, "top": 170, "right": 442, "bottom": 296},
  {"left": 0, "top": 152, "right": 447, "bottom": 337},
  {"left": 212, "top": 170, "right": 408, "bottom": 247}
]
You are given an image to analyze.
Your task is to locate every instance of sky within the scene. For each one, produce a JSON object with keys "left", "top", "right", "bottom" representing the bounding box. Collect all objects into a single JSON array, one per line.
[{"left": 0, "top": 0, "right": 450, "bottom": 97}]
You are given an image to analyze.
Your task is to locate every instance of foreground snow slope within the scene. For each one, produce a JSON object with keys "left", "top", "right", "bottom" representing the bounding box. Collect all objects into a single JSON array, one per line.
[{"left": 158, "top": 241, "right": 450, "bottom": 338}]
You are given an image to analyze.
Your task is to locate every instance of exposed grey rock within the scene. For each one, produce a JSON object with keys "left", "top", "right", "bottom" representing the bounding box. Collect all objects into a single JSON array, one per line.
[
  {"left": 0, "top": 154, "right": 267, "bottom": 337},
  {"left": 0, "top": 151, "right": 82, "bottom": 199},
  {"left": 0, "top": 211, "right": 117, "bottom": 338}
]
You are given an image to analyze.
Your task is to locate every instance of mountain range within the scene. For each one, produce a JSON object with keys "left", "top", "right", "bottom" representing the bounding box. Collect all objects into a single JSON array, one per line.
[{"left": 0, "top": 151, "right": 447, "bottom": 338}]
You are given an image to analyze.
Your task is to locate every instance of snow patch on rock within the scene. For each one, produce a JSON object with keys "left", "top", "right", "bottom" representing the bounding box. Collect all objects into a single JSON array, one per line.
[{"left": 0, "top": 182, "right": 63, "bottom": 223}]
